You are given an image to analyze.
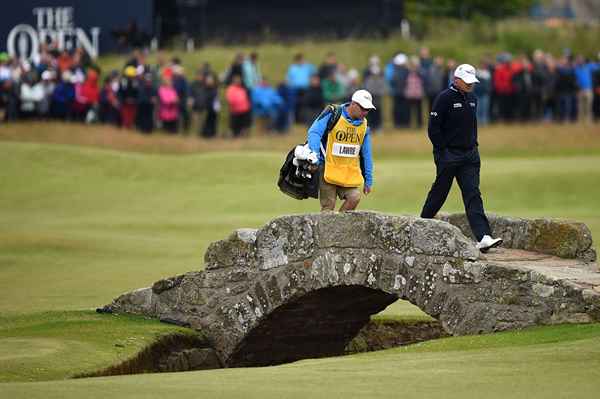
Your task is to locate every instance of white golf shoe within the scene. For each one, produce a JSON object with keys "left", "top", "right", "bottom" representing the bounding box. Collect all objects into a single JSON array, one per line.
[{"left": 476, "top": 235, "right": 503, "bottom": 253}]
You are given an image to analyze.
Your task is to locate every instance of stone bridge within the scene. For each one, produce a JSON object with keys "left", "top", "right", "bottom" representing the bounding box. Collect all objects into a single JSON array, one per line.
[{"left": 103, "top": 212, "right": 600, "bottom": 367}]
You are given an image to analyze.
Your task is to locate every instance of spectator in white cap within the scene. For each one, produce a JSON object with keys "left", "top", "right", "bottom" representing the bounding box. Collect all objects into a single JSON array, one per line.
[
  {"left": 39, "top": 70, "right": 56, "bottom": 117},
  {"left": 420, "top": 63, "right": 503, "bottom": 253},
  {"left": 390, "top": 53, "right": 410, "bottom": 127},
  {"left": 306, "top": 89, "right": 375, "bottom": 212}
]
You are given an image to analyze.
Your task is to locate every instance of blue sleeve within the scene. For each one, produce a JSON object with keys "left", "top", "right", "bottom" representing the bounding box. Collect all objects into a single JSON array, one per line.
[
  {"left": 307, "top": 112, "right": 331, "bottom": 163},
  {"left": 361, "top": 128, "right": 374, "bottom": 188},
  {"left": 384, "top": 62, "right": 394, "bottom": 84}
]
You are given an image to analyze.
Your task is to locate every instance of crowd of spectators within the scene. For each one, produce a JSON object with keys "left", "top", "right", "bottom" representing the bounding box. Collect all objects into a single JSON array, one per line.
[{"left": 1, "top": 45, "right": 599, "bottom": 137}]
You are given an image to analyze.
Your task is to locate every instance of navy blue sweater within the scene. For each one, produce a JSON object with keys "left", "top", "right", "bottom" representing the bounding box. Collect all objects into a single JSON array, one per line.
[{"left": 428, "top": 85, "right": 478, "bottom": 151}]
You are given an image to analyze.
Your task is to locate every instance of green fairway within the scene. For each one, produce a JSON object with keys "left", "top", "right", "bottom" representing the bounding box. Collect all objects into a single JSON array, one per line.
[
  {"left": 1, "top": 324, "right": 600, "bottom": 399},
  {"left": 1, "top": 127, "right": 600, "bottom": 394},
  {"left": 0, "top": 311, "right": 192, "bottom": 382},
  {"left": 1, "top": 141, "right": 599, "bottom": 312}
]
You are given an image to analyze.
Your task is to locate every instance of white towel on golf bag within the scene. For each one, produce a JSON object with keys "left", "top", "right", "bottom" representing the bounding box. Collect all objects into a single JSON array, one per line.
[{"left": 293, "top": 144, "right": 318, "bottom": 166}]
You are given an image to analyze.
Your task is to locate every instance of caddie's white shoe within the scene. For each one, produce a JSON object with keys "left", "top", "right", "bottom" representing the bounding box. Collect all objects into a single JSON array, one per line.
[{"left": 477, "top": 235, "right": 503, "bottom": 253}]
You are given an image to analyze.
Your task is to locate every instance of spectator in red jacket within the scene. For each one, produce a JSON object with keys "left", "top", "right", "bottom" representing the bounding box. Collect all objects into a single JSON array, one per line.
[
  {"left": 493, "top": 57, "right": 515, "bottom": 122},
  {"left": 225, "top": 74, "right": 251, "bottom": 137},
  {"left": 73, "top": 68, "right": 99, "bottom": 121}
]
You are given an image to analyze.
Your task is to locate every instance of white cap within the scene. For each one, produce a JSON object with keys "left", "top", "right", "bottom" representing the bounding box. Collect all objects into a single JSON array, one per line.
[
  {"left": 61, "top": 70, "right": 72, "bottom": 82},
  {"left": 351, "top": 89, "right": 376, "bottom": 110},
  {"left": 41, "top": 70, "right": 54, "bottom": 80},
  {"left": 393, "top": 53, "right": 407, "bottom": 66},
  {"left": 172, "top": 64, "right": 184, "bottom": 75},
  {"left": 454, "top": 64, "right": 480, "bottom": 84}
]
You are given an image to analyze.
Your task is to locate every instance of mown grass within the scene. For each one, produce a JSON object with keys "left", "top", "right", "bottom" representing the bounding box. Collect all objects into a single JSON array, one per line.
[
  {"left": 1, "top": 122, "right": 599, "bottom": 394},
  {"left": 0, "top": 311, "right": 191, "bottom": 383},
  {"left": 1, "top": 324, "right": 599, "bottom": 399},
  {"left": 1, "top": 133, "right": 599, "bottom": 313}
]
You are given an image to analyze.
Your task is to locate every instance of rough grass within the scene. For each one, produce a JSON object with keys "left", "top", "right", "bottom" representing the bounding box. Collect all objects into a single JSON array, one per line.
[{"left": 1, "top": 121, "right": 599, "bottom": 158}]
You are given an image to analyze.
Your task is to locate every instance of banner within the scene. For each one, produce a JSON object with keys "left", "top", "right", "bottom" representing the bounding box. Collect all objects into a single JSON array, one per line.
[{"left": 0, "top": 0, "right": 153, "bottom": 60}]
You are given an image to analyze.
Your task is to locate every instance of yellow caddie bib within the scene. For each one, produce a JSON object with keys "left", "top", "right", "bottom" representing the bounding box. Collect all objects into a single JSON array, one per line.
[{"left": 324, "top": 112, "right": 367, "bottom": 187}]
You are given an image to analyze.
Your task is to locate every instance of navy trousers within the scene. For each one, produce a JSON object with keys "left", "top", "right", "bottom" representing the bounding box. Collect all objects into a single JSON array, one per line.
[{"left": 420, "top": 147, "right": 491, "bottom": 241}]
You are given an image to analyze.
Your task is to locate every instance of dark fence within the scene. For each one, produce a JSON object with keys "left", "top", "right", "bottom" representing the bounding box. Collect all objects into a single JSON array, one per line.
[{"left": 157, "top": 0, "right": 405, "bottom": 45}]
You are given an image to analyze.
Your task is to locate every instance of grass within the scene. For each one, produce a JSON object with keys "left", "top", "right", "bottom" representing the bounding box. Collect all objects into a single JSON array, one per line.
[
  {"left": 0, "top": 121, "right": 599, "bottom": 395},
  {"left": 1, "top": 324, "right": 599, "bottom": 398},
  {"left": 2, "top": 121, "right": 599, "bottom": 158},
  {"left": 0, "top": 311, "right": 191, "bottom": 383},
  {"left": 1, "top": 133, "right": 599, "bottom": 312}
]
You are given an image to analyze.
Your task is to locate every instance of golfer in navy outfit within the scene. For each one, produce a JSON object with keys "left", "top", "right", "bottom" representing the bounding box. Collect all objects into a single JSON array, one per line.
[{"left": 420, "top": 64, "right": 502, "bottom": 252}]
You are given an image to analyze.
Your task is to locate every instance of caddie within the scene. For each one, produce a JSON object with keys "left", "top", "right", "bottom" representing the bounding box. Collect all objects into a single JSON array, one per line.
[{"left": 307, "top": 89, "right": 375, "bottom": 212}]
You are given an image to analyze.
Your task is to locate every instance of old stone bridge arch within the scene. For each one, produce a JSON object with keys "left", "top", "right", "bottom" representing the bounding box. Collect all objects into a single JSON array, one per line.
[{"left": 105, "top": 212, "right": 600, "bottom": 367}]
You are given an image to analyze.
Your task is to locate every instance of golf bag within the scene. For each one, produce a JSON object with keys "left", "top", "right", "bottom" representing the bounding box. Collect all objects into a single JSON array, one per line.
[
  {"left": 277, "top": 104, "right": 343, "bottom": 200},
  {"left": 278, "top": 145, "right": 320, "bottom": 199}
]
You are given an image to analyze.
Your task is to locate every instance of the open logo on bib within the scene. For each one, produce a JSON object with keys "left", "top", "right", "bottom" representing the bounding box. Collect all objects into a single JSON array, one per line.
[{"left": 332, "top": 143, "right": 360, "bottom": 157}]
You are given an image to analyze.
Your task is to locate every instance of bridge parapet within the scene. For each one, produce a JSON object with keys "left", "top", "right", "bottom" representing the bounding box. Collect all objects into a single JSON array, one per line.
[{"left": 439, "top": 213, "right": 596, "bottom": 262}]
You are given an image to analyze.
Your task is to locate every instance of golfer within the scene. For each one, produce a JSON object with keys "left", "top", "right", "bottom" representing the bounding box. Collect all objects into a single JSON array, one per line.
[{"left": 420, "top": 64, "right": 502, "bottom": 252}]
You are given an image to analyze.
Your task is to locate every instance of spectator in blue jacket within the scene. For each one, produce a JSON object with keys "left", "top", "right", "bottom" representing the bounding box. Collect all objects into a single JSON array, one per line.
[
  {"left": 242, "top": 52, "right": 262, "bottom": 91},
  {"left": 251, "top": 77, "right": 283, "bottom": 131},
  {"left": 51, "top": 71, "right": 75, "bottom": 119},
  {"left": 286, "top": 53, "right": 316, "bottom": 123},
  {"left": 171, "top": 61, "right": 190, "bottom": 132},
  {"left": 574, "top": 55, "right": 600, "bottom": 123}
]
